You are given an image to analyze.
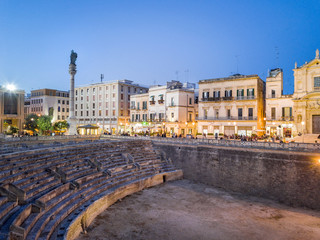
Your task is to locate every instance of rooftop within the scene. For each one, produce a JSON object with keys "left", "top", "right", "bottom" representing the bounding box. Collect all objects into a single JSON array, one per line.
[{"left": 199, "top": 74, "right": 260, "bottom": 84}]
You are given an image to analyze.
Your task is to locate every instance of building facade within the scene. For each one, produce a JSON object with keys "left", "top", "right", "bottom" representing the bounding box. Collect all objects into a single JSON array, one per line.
[
  {"left": 129, "top": 81, "right": 197, "bottom": 136},
  {"left": 292, "top": 49, "right": 320, "bottom": 134},
  {"left": 0, "top": 86, "right": 25, "bottom": 133},
  {"left": 75, "top": 79, "right": 148, "bottom": 134},
  {"left": 197, "top": 74, "right": 265, "bottom": 137},
  {"left": 29, "top": 89, "right": 70, "bottom": 122},
  {"left": 265, "top": 68, "right": 294, "bottom": 138}
]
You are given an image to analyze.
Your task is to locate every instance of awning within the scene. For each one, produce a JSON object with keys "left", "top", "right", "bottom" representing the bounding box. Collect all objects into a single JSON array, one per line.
[{"left": 77, "top": 124, "right": 99, "bottom": 129}]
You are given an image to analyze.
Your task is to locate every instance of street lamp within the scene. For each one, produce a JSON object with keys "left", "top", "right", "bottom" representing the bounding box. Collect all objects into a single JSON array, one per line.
[
  {"left": 301, "top": 121, "right": 305, "bottom": 143},
  {"left": 233, "top": 122, "right": 236, "bottom": 140}
]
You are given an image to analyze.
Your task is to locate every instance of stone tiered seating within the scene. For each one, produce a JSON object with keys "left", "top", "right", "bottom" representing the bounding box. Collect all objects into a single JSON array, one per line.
[{"left": 0, "top": 140, "right": 182, "bottom": 240}]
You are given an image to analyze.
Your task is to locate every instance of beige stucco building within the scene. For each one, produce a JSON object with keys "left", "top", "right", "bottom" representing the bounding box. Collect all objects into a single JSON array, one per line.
[
  {"left": 197, "top": 74, "right": 265, "bottom": 137},
  {"left": 30, "top": 89, "right": 70, "bottom": 122},
  {"left": 75, "top": 79, "right": 148, "bottom": 134},
  {"left": 0, "top": 86, "right": 25, "bottom": 133},
  {"left": 292, "top": 49, "right": 320, "bottom": 134}
]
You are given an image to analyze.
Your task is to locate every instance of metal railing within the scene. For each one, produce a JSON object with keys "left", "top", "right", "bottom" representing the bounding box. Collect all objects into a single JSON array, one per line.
[
  {"left": 196, "top": 116, "right": 257, "bottom": 121},
  {"left": 100, "top": 135, "right": 320, "bottom": 153}
]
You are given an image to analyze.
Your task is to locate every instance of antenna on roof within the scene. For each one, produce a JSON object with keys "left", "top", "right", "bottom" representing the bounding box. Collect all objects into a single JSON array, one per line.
[
  {"left": 100, "top": 74, "right": 104, "bottom": 83},
  {"left": 184, "top": 69, "right": 189, "bottom": 82}
]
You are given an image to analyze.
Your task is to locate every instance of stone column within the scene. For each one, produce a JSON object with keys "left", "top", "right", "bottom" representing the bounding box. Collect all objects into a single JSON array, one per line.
[{"left": 67, "top": 63, "right": 78, "bottom": 135}]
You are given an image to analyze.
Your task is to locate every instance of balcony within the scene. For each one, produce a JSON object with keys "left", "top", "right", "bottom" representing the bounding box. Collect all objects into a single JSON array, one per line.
[
  {"left": 222, "top": 96, "right": 233, "bottom": 101},
  {"left": 149, "top": 100, "right": 155, "bottom": 105},
  {"left": 266, "top": 116, "right": 294, "bottom": 121},
  {"left": 130, "top": 106, "right": 136, "bottom": 110},
  {"left": 196, "top": 116, "right": 257, "bottom": 121},
  {"left": 201, "top": 97, "right": 221, "bottom": 102},
  {"left": 158, "top": 99, "right": 164, "bottom": 104},
  {"left": 235, "top": 96, "right": 255, "bottom": 100}
]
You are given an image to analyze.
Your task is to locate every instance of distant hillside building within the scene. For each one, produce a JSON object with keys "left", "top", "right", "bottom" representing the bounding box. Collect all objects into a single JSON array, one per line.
[
  {"left": 29, "top": 88, "right": 70, "bottom": 122},
  {"left": 75, "top": 79, "right": 148, "bottom": 134},
  {"left": 0, "top": 86, "right": 25, "bottom": 133}
]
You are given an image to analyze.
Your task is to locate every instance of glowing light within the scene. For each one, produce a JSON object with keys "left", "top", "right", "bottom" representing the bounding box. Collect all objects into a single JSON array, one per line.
[
  {"left": 5, "top": 84, "right": 16, "bottom": 91},
  {"left": 233, "top": 122, "right": 236, "bottom": 126},
  {"left": 318, "top": 159, "right": 320, "bottom": 164},
  {"left": 301, "top": 121, "right": 305, "bottom": 126}
]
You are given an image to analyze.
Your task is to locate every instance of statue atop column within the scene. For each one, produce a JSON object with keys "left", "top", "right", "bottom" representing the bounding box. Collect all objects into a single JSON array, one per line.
[
  {"left": 70, "top": 50, "right": 78, "bottom": 65},
  {"left": 67, "top": 50, "right": 78, "bottom": 135}
]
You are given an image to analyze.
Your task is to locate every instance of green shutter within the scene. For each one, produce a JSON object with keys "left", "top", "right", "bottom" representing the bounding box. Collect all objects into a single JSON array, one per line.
[{"left": 247, "top": 89, "right": 249, "bottom": 96}]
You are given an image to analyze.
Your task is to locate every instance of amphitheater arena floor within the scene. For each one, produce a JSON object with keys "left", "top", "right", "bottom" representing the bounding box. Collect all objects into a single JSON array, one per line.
[{"left": 77, "top": 179, "right": 320, "bottom": 240}]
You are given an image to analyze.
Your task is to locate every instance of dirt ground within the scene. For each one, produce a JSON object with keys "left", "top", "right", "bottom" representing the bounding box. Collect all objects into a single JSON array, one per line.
[{"left": 77, "top": 180, "right": 320, "bottom": 240}]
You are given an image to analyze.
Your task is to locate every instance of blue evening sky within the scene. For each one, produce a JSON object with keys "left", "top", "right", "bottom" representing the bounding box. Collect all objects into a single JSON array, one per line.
[{"left": 0, "top": 0, "right": 319, "bottom": 94}]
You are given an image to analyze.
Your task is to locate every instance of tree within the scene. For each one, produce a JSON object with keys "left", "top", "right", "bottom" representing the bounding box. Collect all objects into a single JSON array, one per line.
[
  {"left": 24, "top": 114, "right": 39, "bottom": 132},
  {"left": 53, "top": 120, "right": 69, "bottom": 133},
  {"left": 37, "top": 115, "right": 53, "bottom": 135}
]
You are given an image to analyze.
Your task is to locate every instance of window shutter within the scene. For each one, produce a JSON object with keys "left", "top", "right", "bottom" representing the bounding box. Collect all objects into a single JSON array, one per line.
[
  {"left": 230, "top": 90, "right": 232, "bottom": 97},
  {"left": 247, "top": 89, "right": 249, "bottom": 96},
  {"left": 225, "top": 90, "right": 227, "bottom": 97},
  {"left": 282, "top": 107, "right": 285, "bottom": 117},
  {"left": 252, "top": 88, "right": 254, "bottom": 96},
  {"left": 289, "top": 107, "right": 292, "bottom": 117}
]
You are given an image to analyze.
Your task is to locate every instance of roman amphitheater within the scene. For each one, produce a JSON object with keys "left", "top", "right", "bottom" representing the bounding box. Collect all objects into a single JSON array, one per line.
[{"left": 0, "top": 135, "right": 320, "bottom": 240}]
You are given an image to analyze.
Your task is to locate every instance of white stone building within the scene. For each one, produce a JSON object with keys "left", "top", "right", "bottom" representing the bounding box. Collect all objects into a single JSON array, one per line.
[
  {"left": 75, "top": 79, "right": 148, "bottom": 134},
  {"left": 129, "top": 81, "right": 197, "bottom": 136},
  {"left": 29, "top": 89, "right": 70, "bottom": 122},
  {"left": 265, "top": 68, "right": 295, "bottom": 138}
]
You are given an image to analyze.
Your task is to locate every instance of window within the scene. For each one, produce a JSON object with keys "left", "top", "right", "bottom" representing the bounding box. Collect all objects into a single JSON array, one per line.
[
  {"left": 58, "top": 100, "right": 61, "bottom": 104},
  {"left": 93, "top": 88, "right": 95, "bottom": 94},
  {"left": 247, "top": 88, "right": 255, "bottom": 99},
  {"left": 137, "top": 102, "right": 140, "bottom": 110},
  {"left": 113, "top": 85, "right": 115, "bottom": 90},
  {"left": 171, "top": 97, "right": 174, "bottom": 106},
  {"left": 204, "top": 109, "right": 208, "bottom": 119},
  {"left": 112, "top": 110, "right": 115, "bottom": 116},
  {"left": 62, "top": 108, "right": 65, "bottom": 112},
  {"left": 106, "top": 110, "right": 109, "bottom": 116},
  {"left": 58, "top": 106, "right": 61, "bottom": 112},
  {"left": 81, "top": 104, "right": 83, "bottom": 109},
  {"left": 314, "top": 77, "right": 320, "bottom": 88},
  {"left": 121, "top": 94, "right": 123, "bottom": 100},
  {"left": 213, "top": 91, "right": 220, "bottom": 98},
  {"left": 271, "top": 107, "right": 276, "bottom": 120},
  {"left": 93, "top": 103, "right": 95, "bottom": 109},
  {"left": 121, "top": 86, "right": 123, "bottom": 92},
  {"left": 81, "top": 111, "right": 83, "bottom": 116},
  {"left": 62, "top": 100, "right": 65, "bottom": 104},
  {"left": 225, "top": 90, "right": 232, "bottom": 97},
  {"left": 92, "top": 110, "right": 95, "bottom": 116},
  {"left": 237, "top": 89, "right": 244, "bottom": 98},
  {"left": 189, "top": 113, "right": 192, "bottom": 121},
  {"left": 128, "top": 87, "right": 131, "bottom": 93},
  {"left": 132, "top": 114, "right": 135, "bottom": 122},
  {"left": 282, "top": 107, "right": 292, "bottom": 120},
  {"left": 227, "top": 109, "right": 231, "bottom": 119},
  {"left": 215, "top": 110, "right": 219, "bottom": 119},
  {"left": 271, "top": 90, "right": 276, "bottom": 98},
  {"left": 67, "top": 101, "right": 69, "bottom": 105},
  {"left": 143, "top": 101, "right": 147, "bottom": 110},
  {"left": 248, "top": 108, "right": 253, "bottom": 120},
  {"left": 86, "top": 111, "right": 89, "bottom": 116},
  {"left": 189, "top": 98, "right": 192, "bottom": 105},
  {"left": 238, "top": 108, "right": 243, "bottom": 119}
]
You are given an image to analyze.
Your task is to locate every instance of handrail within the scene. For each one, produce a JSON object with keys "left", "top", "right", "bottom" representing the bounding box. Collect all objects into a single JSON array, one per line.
[{"left": 100, "top": 135, "right": 320, "bottom": 153}]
